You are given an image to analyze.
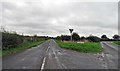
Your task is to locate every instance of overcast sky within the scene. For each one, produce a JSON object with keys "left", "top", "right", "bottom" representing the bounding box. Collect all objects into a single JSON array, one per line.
[{"left": 1, "top": 0, "right": 118, "bottom": 38}]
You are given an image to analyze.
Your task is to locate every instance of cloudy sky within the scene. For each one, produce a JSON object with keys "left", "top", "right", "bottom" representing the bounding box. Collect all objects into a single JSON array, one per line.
[{"left": 1, "top": 0, "right": 118, "bottom": 38}]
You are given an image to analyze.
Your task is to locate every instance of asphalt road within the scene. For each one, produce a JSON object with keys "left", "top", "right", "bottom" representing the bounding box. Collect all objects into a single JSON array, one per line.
[
  {"left": 101, "top": 41, "right": 118, "bottom": 69},
  {"left": 2, "top": 40, "right": 118, "bottom": 70},
  {"left": 0, "top": 57, "right": 2, "bottom": 71}
]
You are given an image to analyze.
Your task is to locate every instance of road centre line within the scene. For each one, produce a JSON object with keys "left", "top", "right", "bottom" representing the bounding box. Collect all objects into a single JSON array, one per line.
[
  {"left": 46, "top": 46, "right": 50, "bottom": 53},
  {"left": 40, "top": 57, "right": 46, "bottom": 71},
  {"left": 40, "top": 45, "right": 50, "bottom": 71}
]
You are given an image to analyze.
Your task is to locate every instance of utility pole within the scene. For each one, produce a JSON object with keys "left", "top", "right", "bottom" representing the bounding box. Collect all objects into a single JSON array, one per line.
[{"left": 69, "top": 29, "right": 73, "bottom": 41}]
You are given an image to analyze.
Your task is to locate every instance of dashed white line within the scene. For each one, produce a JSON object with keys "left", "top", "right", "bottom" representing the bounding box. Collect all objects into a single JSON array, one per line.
[
  {"left": 40, "top": 46, "right": 50, "bottom": 71},
  {"left": 21, "top": 58, "right": 25, "bottom": 61},
  {"left": 46, "top": 46, "right": 50, "bottom": 53},
  {"left": 61, "top": 63, "right": 67, "bottom": 69},
  {"left": 40, "top": 57, "right": 46, "bottom": 71},
  {"left": 22, "top": 66, "right": 27, "bottom": 69}
]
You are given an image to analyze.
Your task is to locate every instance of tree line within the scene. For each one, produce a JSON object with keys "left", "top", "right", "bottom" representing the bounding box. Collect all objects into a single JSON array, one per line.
[
  {"left": 55, "top": 32, "right": 120, "bottom": 42},
  {"left": 1, "top": 27, "right": 119, "bottom": 50},
  {"left": 1, "top": 28, "right": 50, "bottom": 50}
]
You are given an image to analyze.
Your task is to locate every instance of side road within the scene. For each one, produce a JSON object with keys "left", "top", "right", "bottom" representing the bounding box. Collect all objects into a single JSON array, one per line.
[{"left": 101, "top": 42, "right": 118, "bottom": 69}]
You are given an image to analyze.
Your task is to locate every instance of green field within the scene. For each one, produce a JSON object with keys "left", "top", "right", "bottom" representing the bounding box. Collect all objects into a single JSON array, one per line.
[
  {"left": 56, "top": 40, "right": 102, "bottom": 53},
  {"left": 113, "top": 41, "right": 120, "bottom": 45},
  {"left": 0, "top": 40, "right": 45, "bottom": 56}
]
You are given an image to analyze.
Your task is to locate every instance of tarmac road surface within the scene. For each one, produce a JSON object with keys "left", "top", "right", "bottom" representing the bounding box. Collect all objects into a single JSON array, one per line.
[
  {"left": 2, "top": 40, "right": 118, "bottom": 70},
  {"left": 101, "top": 41, "right": 118, "bottom": 69}
]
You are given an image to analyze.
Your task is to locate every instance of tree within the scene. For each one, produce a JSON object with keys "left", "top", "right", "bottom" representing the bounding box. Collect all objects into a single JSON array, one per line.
[
  {"left": 72, "top": 32, "right": 80, "bottom": 41},
  {"left": 56, "top": 36, "right": 61, "bottom": 40},
  {"left": 101, "top": 35, "right": 109, "bottom": 41},
  {"left": 33, "top": 34, "right": 37, "bottom": 41},
  {"left": 86, "top": 35, "right": 100, "bottom": 42},
  {"left": 61, "top": 35, "right": 70, "bottom": 41},
  {"left": 113, "top": 34, "right": 120, "bottom": 40},
  {"left": 80, "top": 36, "right": 85, "bottom": 40},
  {"left": 2, "top": 31, "right": 23, "bottom": 50},
  {"left": 101, "top": 35, "right": 107, "bottom": 39}
]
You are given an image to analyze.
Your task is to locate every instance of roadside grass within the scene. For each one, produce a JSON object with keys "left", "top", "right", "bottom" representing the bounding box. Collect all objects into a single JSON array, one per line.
[
  {"left": 56, "top": 40, "right": 102, "bottom": 53},
  {"left": 113, "top": 41, "right": 120, "bottom": 45},
  {"left": 0, "top": 40, "right": 45, "bottom": 57}
]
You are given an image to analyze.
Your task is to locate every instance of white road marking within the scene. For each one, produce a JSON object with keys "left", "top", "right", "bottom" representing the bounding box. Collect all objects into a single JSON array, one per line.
[
  {"left": 49, "top": 42, "right": 50, "bottom": 46},
  {"left": 52, "top": 48, "right": 67, "bottom": 69},
  {"left": 53, "top": 40, "right": 56, "bottom": 43},
  {"left": 102, "top": 63, "right": 108, "bottom": 69},
  {"left": 40, "top": 40, "right": 66, "bottom": 70},
  {"left": 104, "top": 42, "right": 118, "bottom": 51},
  {"left": 101, "top": 52, "right": 104, "bottom": 58},
  {"left": 100, "top": 42, "right": 104, "bottom": 49},
  {"left": 61, "top": 63, "right": 67, "bottom": 69},
  {"left": 22, "top": 66, "right": 27, "bottom": 69},
  {"left": 40, "top": 57, "right": 46, "bottom": 71},
  {"left": 46, "top": 46, "right": 50, "bottom": 53},
  {"left": 57, "top": 50, "right": 62, "bottom": 55},
  {"left": 21, "top": 58, "right": 25, "bottom": 61},
  {"left": 40, "top": 46, "right": 50, "bottom": 71}
]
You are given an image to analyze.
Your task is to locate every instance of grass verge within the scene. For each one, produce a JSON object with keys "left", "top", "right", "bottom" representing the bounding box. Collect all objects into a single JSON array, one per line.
[
  {"left": 0, "top": 40, "right": 45, "bottom": 57},
  {"left": 113, "top": 41, "right": 120, "bottom": 45},
  {"left": 56, "top": 40, "right": 102, "bottom": 53}
]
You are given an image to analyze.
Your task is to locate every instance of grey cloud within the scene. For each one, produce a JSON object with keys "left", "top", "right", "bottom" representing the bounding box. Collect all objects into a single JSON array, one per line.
[{"left": 1, "top": 1, "right": 118, "bottom": 38}]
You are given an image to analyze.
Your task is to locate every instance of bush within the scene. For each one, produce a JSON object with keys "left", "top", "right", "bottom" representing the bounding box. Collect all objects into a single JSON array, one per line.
[
  {"left": 72, "top": 32, "right": 80, "bottom": 41},
  {"left": 2, "top": 32, "right": 23, "bottom": 50},
  {"left": 86, "top": 36, "right": 100, "bottom": 42},
  {"left": 2, "top": 30, "right": 47, "bottom": 50},
  {"left": 61, "top": 35, "right": 70, "bottom": 41}
]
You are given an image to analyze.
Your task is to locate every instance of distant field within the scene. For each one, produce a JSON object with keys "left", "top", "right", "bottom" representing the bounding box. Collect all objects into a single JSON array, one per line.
[
  {"left": 0, "top": 40, "right": 45, "bottom": 56},
  {"left": 56, "top": 40, "right": 102, "bottom": 53},
  {"left": 113, "top": 41, "right": 120, "bottom": 45}
]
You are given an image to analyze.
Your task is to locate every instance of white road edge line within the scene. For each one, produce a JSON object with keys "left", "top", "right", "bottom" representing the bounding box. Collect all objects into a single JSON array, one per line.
[{"left": 40, "top": 57, "right": 46, "bottom": 71}]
